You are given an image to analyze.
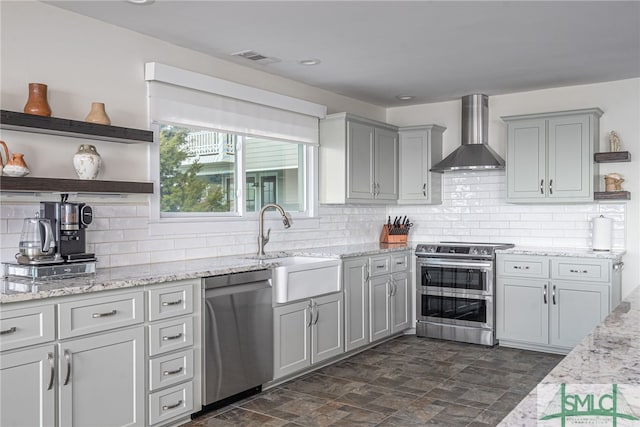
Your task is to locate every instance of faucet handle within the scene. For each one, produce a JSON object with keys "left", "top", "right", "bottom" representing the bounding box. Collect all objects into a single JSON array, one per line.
[{"left": 264, "top": 228, "right": 271, "bottom": 245}]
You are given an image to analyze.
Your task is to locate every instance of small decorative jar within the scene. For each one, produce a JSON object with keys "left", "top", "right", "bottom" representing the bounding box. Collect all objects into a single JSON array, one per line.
[
  {"left": 73, "top": 144, "right": 102, "bottom": 180},
  {"left": 85, "top": 102, "right": 111, "bottom": 125},
  {"left": 23, "top": 83, "right": 52, "bottom": 117}
]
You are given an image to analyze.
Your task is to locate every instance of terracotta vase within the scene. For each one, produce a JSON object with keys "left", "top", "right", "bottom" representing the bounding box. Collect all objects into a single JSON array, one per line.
[
  {"left": 3, "top": 153, "right": 30, "bottom": 177},
  {"left": 0, "top": 140, "right": 9, "bottom": 175},
  {"left": 73, "top": 144, "right": 102, "bottom": 180},
  {"left": 23, "top": 83, "right": 52, "bottom": 117},
  {"left": 85, "top": 102, "right": 111, "bottom": 125}
]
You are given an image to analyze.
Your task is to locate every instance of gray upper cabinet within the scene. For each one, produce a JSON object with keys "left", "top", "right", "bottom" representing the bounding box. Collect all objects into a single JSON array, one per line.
[
  {"left": 502, "top": 108, "right": 603, "bottom": 203},
  {"left": 320, "top": 113, "right": 399, "bottom": 204},
  {"left": 398, "top": 125, "right": 445, "bottom": 205}
]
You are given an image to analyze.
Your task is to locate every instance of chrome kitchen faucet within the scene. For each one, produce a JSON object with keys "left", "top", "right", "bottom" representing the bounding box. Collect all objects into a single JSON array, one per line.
[{"left": 257, "top": 203, "right": 291, "bottom": 256}]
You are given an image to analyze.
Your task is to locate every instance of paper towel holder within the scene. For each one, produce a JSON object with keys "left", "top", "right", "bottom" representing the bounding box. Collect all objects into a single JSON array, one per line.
[{"left": 592, "top": 215, "right": 613, "bottom": 252}]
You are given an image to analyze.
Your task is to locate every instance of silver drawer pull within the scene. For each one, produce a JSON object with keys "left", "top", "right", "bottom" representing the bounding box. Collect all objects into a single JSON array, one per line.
[
  {"left": 396, "top": 261, "right": 404, "bottom": 265},
  {"left": 0, "top": 326, "right": 17, "bottom": 335},
  {"left": 162, "top": 332, "right": 183, "bottom": 341},
  {"left": 513, "top": 265, "right": 530, "bottom": 270},
  {"left": 161, "top": 299, "right": 183, "bottom": 307},
  {"left": 569, "top": 269, "right": 588, "bottom": 274},
  {"left": 162, "top": 400, "right": 183, "bottom": 411},
  {"left": 163, "top": 367, "right": 184, "bottom": 376},
  {"left": 92, "top": 309, "right": 117, "bottom": 318},
  {"left": 376, "top": 265, "right": 385, "bottom": 269}
]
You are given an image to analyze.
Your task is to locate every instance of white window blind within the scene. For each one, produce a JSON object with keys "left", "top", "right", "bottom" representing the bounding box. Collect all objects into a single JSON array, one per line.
[{"left": 145, "top": 62, "right": 326, "bottom": 145}]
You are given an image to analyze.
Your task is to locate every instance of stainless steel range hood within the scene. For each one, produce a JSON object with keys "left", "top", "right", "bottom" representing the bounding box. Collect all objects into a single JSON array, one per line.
[{"left": 430, "top": 94, "right": 505, "bottom": 172}]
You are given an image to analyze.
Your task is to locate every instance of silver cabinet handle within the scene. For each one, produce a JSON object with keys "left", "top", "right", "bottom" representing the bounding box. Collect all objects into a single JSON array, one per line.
[
  {"left": 163, "top": 367, "right": 184, "bottom": 376},
  {"left": 422, "top": 183, "right": 427, "bottom": 196},
  {"left": 161, "top": 299, "right": 183, "bottom": 307},
  {"left": 0, "top": 326, "right": 17, "bottom": 335},
  {"left": 396, "top": 261, "right": 404, "bottom": 265},
  {"left": 364, "top": 266, "right": 369, "bottom": 282},
  {"left": 613, "top": 262, "right": 624, "bottom": 271},
  {"left": 162, "top": 400, "right": 183, "bottom": 411},
  {"left": 47, "top": 352, "right": 55, "bottom": 391},
  {"left": 549, "top": 179, "right": 553, "bottom": 195},
  {"left": 376, "top": 265, "right": 386, "bottom": 269},
  {"left": 540, "top": 179, "right": 544, "bottom": 195},
  {"left": 92, "top": 309, "right": 117, "bottom": 318},
  {"left": 307, "top": 302, "right": 313, "bottom": 327},
  {"left": 513, "top": 265, "right": 530, "bottom": 270},
  {"left": 543, "top": 284, "right": 547, "bottom": 304},
  {"left": 393, "top": 283, "right": 398, "bottom": 297},
  {"left": 313, "top": 302, "right": 320, "bottom": 325},
  {"left": 63, "top": 350, "right": 72, "bottom": 386},
  {"left": 552, "top": 285, "right": 557, "bottom": 305},
  {"left": 162, "top": 332, "right": 183, "bottom": 341},
  {"left": 569, "top": 269, "right": 588, "bottom": 274}
]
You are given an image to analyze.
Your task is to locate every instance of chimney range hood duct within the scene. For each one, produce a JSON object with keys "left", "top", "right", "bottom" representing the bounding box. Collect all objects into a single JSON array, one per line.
[{"left": 430, "top": 94, "right": 505, "bottom": 172}]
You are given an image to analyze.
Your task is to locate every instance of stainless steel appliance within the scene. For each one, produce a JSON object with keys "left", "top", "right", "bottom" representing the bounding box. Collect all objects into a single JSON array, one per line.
[
  {"left": 415, "top": 242, "right": 514, "bottom": 345},
  {"left": 40, "top": 196, "right": 94, "bottom": 262},
  {"left": 16, "top": 214, "right": 57, "bottom": 264},
  {"left": 201, "top": 270, "right": 273, "bottom": 408}
]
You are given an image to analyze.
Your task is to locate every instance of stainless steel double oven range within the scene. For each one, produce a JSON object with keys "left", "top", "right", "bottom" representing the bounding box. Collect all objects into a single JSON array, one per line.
[{"left": 415, "top": 242, "right": 514, "bottom": 346}]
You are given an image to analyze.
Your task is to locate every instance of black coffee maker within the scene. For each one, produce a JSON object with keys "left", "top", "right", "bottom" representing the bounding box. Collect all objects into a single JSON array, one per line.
[{"left": 40, "top": 195, "right": 95, "bottom": 262}]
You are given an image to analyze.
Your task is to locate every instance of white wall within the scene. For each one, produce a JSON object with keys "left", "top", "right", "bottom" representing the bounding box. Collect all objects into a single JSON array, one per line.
[{"left": 387, "top": 79, "right": 640, "bottom": 297}]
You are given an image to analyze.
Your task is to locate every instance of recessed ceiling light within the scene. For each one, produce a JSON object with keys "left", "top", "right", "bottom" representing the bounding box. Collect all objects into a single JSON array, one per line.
[
  {"left": 126, "top": 0, "right": 155, "bottom": 5},
  {"left": 298, "top": 59, "right": 321, "bottom": 66},
  {"left": 396, "top": 95, "right": 414, "bottom": 101}
]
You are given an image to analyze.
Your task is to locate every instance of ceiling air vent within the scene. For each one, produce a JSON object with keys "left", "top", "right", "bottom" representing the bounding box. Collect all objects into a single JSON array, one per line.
[{"left": 231, "top": 50, "right": 280, "bottom": 65}]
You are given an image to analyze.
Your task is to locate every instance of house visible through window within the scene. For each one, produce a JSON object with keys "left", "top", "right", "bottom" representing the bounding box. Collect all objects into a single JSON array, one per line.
[{"left": 159, "top": 124, "right": 303, "bottom": 215}]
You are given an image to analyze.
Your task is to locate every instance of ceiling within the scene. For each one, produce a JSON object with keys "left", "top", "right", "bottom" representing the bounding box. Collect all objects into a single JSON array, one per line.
[{"left": 47, "top": 1, "right": 640, "bottom": 107}]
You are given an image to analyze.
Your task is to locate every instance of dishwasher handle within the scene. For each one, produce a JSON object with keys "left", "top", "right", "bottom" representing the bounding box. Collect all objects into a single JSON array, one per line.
[{"left": 204, "top": 269, "right": 271, "bottom": 291}]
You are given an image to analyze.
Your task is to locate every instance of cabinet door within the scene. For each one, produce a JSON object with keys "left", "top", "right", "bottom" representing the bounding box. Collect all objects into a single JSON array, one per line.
[
  {"left": 1, "top": 345, "right": 55, "bottom": 427},
  {"left": 343, "top": 257, "right": 370, "bottom": 352},
  {"left": 58, "top": 327, "right": 144, "bottom": 427},
  {"left": 391, "top": 272, "right": 411, "bottom": 334},
  {"left": 506, "top": 119, "right": 547, "bottom": 200},
  {"left": 273, "top": 300, "right": 311, "bottom": 379},
  {"left": 346, "top": 120, "right": 375, "bottom": 200},
  {"left": 311, "top": 293, "right": 344, "bottom": 364},
  {"left": 549, "top": 281, "right": 609, "bottom": 349},
  {"left": 496, "top": 277, "right": 549, "bottom": 345},
  {"left": 374, "top": 127, "right": 398, "bottom": 200},
  {"left": 369, "top": 276, "right": 391, "bottom": 342},
  {"left": 547, "top": 114, "right": 592, "bottom": 200},
  {"left": 398, "top": 128, "right": 442, "bottom": 204}
]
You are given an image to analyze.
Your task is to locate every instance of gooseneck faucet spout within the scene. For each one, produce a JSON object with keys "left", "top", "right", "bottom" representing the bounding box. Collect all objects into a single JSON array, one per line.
[{"left": 258, "top": 203, "right": 291, "bottom": 256}]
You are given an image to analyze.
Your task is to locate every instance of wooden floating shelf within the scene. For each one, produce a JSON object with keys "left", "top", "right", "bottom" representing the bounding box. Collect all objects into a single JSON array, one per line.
[
  {"left": 594, "top": 191, "right": 630, "bottom": 201},
  {"left": 0, "top": 110, "right": 153, "bottom": 144},
  {"left": 0, "top": 176, "right": 154, "bottom": 194},
  {"left": 594, "top": 151, "right": 631, "bottom": 163}
]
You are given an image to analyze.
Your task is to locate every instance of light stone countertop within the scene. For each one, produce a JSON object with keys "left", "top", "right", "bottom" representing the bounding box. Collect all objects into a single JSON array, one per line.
[
  {"left": 498, "top": 285, "right": 640, "bottom": 426},
  {"left": 496, "top": 246, "right": 625, "bottom": 260},
  {"left": 1, "top": 243, "right": 411, "bottom": 304}
]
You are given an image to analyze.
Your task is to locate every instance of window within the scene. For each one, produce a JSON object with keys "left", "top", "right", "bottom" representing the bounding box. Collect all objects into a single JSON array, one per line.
[
  {"left": 158, "top": 125, "right": 306, "bottom": 215},
  {"left": 146, "top": 62, "right": 326, "bottom": 220}
]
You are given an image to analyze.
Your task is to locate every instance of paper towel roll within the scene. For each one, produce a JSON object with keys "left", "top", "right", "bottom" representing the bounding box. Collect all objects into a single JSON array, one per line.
[{"left": 592, "top": 215, "right": 613, "bottom": 251}]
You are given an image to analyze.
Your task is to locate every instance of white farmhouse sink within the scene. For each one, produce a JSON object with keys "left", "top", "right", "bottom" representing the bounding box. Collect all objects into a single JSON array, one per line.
[{"left": 270, "top": 257, "right": 341, "bottom": 303}]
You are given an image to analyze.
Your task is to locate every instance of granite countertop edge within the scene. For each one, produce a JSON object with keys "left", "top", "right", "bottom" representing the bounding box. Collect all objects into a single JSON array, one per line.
[
  {"left": 496, "top": 246, "right": 625, "bottom": 260},
  {"left": 1, "top": 243, "right": 411, "bottom": 304}
]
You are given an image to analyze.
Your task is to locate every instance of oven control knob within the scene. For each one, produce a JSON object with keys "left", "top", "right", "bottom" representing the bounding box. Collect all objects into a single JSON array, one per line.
[
  {"left": 470, "top": 248, "right": 479, "bottom": 255},
  {"left": 427, "top": 246, "right": 437, "bottom": 253},
  {"left": 480, "top": 248, "right": 490, "bottom": 256}
]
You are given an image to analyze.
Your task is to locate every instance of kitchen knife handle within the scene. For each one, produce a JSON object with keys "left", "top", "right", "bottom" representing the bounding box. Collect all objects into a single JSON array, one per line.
[
  {"left": 543, "top": 284, "right": 547, "bottom": 304},
  {"left": 540, "top": 179, "right": 544, "bottom": 195}
]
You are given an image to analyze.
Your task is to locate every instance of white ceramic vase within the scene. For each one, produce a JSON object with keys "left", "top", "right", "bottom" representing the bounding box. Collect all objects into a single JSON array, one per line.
[{"left": 73, "top": 144, "right": 102, "bottom": 180}]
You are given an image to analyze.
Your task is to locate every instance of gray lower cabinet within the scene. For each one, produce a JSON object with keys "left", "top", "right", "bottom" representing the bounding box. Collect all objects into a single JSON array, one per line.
[
  {"left": 58, "top": 327, "right": 145, "bottom": 427},
  {"left": 496, "top": 254, "right": 621, "bottom": 353},
  {"left": 0, "top": 344, "right": 55, "bottom": 427},
  {"left": 398, "top": 125, "right": 445, "bottom": 205},
  {"left": 343, "top": 257, "right": 370, "bottom": 352},
  {"left": 502, "top": 108, "right": 603, "bottom": 203},
  {"left": 369, "top": 272, "right": 411, "bottom": 342},
  {"left": 273, "top": 293, "right": 343, "bottom": 379}
]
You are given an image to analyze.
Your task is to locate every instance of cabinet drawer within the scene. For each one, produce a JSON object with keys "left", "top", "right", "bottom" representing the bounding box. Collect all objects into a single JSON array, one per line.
[
  {"left": 148, "top": 316, "right": 193, "bottom": 356},
  {"left": 149, "top": 349, "right": 194, "bottom": 391},
  {"left": 148, "top": 283, "right": 193, "bottom": 322},
  {"left": 0, "top": 305, "right": 55, "bottom": 351},
  {"left": 551, "top": 258, "right": 610, "bottom": 282},
  {"left": 148, "top": 381, "right": 194, "bottom": 426},
  {"left": 391, "top": 253, "right": 409, "bottom": 272},
  {"left": 369, "top": 255, "right": 390, "bottom": 277},
  {"left": 497, "top": 255, "right": 549, "bottom": 278},
  {"left": 58, "top": 291, "right": 144, "bottom": 339}
]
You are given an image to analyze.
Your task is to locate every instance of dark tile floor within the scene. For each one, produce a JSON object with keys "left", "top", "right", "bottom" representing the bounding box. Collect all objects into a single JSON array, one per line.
[{"left": 187, "top": 336, "right": 564, "bottom": 427}]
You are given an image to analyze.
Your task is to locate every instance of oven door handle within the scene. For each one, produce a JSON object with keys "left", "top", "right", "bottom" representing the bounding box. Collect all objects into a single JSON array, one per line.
[{"left": 418, "top": 259, "right": 492, "bottom": 270}]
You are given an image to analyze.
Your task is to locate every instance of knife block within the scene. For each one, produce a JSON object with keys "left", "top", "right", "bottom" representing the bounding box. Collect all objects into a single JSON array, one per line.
[{"left": 379, "top": 225, "right": 408, "bottom": 244}]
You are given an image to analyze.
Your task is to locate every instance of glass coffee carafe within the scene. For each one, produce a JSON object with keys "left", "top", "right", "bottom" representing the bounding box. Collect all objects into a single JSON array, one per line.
[{"left": 17, "top": 214, "right": 56, "bottom": 263}]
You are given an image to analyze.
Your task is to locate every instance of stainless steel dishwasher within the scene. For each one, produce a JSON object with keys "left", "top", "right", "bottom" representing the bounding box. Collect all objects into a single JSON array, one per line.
[{"left": 202, "top": 269, "right": 273, "bottom": 407}]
